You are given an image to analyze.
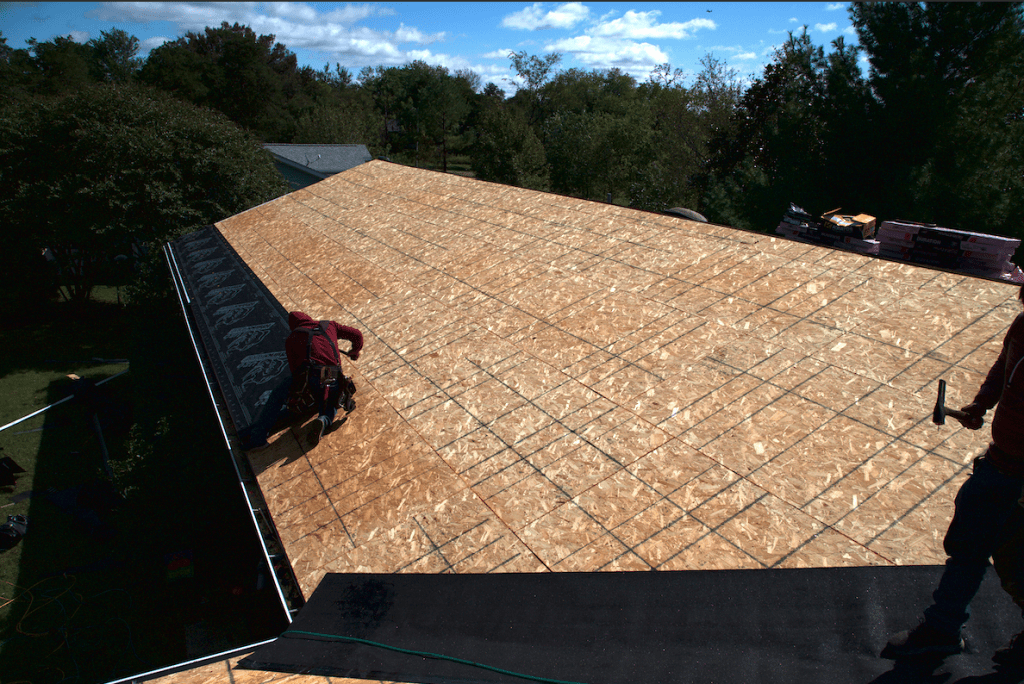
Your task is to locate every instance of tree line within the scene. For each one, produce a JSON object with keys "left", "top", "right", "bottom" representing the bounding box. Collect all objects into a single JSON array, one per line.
[{"left": 1, "top": 3, "right": 1022, "bottom": 310}]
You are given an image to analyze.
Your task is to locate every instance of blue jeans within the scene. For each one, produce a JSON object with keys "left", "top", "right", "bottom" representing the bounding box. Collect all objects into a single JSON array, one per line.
[{"left": 924, "top": 452, "right": 1024, "bottom": 636}]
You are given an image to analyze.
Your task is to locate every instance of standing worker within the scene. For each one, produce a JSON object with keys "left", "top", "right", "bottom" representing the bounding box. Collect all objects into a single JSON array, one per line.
[
  {"left": 285, "top": 311, "right": 363, "bottom": 446},
  {"left": 885, "top": 284, "right": 1024, "bottom": 663}
]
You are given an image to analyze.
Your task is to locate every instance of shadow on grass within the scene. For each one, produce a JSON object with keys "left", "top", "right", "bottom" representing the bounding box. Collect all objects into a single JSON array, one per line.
[
  {"left": 0, "top": 298, "right": 130, "bottom": 380},
  {"left": 0, "top": 303, "right": 289, "bottom": 684}
]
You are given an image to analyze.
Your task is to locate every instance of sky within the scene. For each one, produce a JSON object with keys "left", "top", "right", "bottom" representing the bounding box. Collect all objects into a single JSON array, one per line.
[{"left": 0, "top": 2, "right": 863, "bottom": 92}]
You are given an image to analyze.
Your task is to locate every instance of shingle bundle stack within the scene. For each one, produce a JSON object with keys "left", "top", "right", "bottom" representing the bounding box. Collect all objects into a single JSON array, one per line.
[
  {"left": 776, "top": 204, "right": 880, "bottom": 255},
  {"left": 877, "top": 220, "right": 1021, "bottom": 281}
]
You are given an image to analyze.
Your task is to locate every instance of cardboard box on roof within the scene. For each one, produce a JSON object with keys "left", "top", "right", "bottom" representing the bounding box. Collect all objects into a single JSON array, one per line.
[{"left": 822, "top": 209, "right": 876, "bottom": 239}]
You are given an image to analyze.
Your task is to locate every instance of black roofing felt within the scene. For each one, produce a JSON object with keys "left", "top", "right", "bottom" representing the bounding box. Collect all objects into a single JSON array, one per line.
[
  {"left": 168, "top": 227, "right": 290, "bottom": 436},
  {"left": 238, "top": 567, "right": 1021, "bottom": 684}
]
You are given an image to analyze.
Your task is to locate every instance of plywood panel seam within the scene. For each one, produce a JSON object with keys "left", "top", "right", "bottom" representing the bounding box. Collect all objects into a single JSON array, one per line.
[
  {"left": 863, "top": 461, "right": 971, "bottom": 547},
  {"left": 291, "top": 443, "right": 356, "bottom": 548}
]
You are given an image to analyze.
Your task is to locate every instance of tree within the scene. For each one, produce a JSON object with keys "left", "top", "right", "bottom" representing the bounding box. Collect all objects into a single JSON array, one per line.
[
  {"left": 471, "top": 105, "right": 548, "bottom": 190},
  {"left": 508, "top": 50, "right": 562, "bottom": 93},
  {"left": 700, "top": 30, "right": 867, "bottom": 230},
  {"left": 537, "top": 68, "right": 656, "bottom": 203},
  {"left": 428, "top": 67, "right": 476, "bottom": 172},
  {"left": 637, "top": 54, "right": 744, "bottom": 213},
  {"left": 139, "top": 22, "right": 312, "bottom": 141},
  {"left": 88, "top": 28, "right": 142, "bottom": 83},
  {"left": 507, "top": 50, "right": 561, "bottom": 124},
  {"left": 357, "top": 61, "right": 477, "bottom": 170},
  {"left": 0, "top": 84, "right": 288, "bottom": 306},
  {"left": 0, "top": 31, "right": 36, "bottom": 105},
  {"left": 544, "top": 101, "right": 655, "bottom": 203},
  {"left": 292, "top": 87, "right": 380, "bottom": 153},
  {"left": 358, "top": 64, "right": 408, "bottom": 154},
  {"left": 25, "top": 34, "right": 94, "bottom": 95},
  {"left": 850, "top": 2, "right": 1024, "bottom": 235}
]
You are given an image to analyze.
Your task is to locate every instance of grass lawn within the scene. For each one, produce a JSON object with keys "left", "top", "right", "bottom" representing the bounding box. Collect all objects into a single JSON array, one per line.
[{"left": 0, "top": 287, "right": 287, "bottom": 684}]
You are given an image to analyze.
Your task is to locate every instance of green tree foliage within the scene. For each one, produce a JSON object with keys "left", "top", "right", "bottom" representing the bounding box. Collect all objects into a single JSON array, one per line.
[
  {"left": 291, "top": 63, "right": 379, "bottom": 151},
  {"left": 701, "top": 3, "right": 1024, "bottom": 239},
  {"left": 472, "top": 105, "right": 548, "bottom": 190},
  {"left": 0, "top": 84, "right": 288, "bottom": 307},
  {"left": 636, "top": 55, "right": 744, "bottom": 213},
  {"left": 358, "top": 61, "right": 478, "bottom": 170},
  {"left": 292, "top": 89, "right": 380, "bottom": 151},
  {"left": 536, "top": 67, "right": 658, "bottom": 204},
  {"left": 544, "top": 104, "right": 655, "bottom": 203},
  {"left": 850, "top": 1, "right": 1024, "bottom": 237},
  {"left": 139, "top": 22, "right": 316, "bottom": 141},
  {"left": 507, "top": 50, "right": 562, "bottom": 125},
  {"left": 88, "top": 28, "right": 143, "bottom": 83},
  {"left": 26, "top": 34, "right": 94, "bottom": 94},
  {"left": 701, "top": 30, "right": 870, "bottom": 230},
  {"left": 0, "top": 29, "right": 142, "bottom": 103}
]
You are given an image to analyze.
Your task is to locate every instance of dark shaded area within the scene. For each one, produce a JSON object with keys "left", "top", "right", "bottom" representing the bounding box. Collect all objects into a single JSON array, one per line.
[
  {"left": 242, "top": 568, "right": 1024, "bottom": 684},
  {"left": 0, "top": 297, "right": 289, "bottom": 684}
]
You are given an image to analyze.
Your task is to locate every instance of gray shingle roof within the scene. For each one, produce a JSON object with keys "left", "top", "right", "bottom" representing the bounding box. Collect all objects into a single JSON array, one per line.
[{"left": 262, "top": 144, "right": 373, "bottom": 176}]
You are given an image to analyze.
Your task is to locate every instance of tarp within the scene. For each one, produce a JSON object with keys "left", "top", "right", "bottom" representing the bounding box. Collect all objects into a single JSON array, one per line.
[{"left": 238, "top": 567, "right": 1024, "bottom": 684}]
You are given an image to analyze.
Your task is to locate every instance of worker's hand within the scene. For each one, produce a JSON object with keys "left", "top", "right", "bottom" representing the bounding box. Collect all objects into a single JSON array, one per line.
[
  {"left": 347, "top": 349, "right": 360, "bottom": 361},
  {"left": 960, "top": 403, "right": 986, "bottom": 430}
]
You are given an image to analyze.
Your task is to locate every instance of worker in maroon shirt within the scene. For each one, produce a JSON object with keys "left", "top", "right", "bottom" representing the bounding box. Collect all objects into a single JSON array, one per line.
[
  {"left": 284, "top": 311, "right": 363, "bottom": 446},
  {"left": 887, "top": 283, "right": 1024, "bottom": 665},
  {"left": 241, "top": 311, "right": 363, "bottom": 450}
]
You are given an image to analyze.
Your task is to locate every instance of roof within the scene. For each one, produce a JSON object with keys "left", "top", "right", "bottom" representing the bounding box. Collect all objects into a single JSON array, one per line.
[
  {"left": 151, "top": 160, "right": 1020, "bottom": 684},
  {"left": 262, "top": 144, "right": 373, "bottom": 177}
]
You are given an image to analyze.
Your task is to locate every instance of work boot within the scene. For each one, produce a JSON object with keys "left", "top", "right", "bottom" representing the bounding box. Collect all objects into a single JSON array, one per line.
[
  {"left": 309, "top": 416, "right": 329, "bottom": 447},
  {"left": 994, "top": 630, "right": 1024, "bottom": 669},
  {"left": 883, "top": 622, "right": 965, "bottom": 658}
]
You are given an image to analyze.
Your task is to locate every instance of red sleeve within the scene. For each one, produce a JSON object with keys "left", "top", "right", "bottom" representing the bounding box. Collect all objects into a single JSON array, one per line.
[
  {"left": 973, "top": 345, "right": 1006, "bottom": 411},
  {"left": 331, "top": 322, "right": 363, "bottom": 357},
  {"left": 972, "top": 319, "right": 1020, "bottom": 410}
]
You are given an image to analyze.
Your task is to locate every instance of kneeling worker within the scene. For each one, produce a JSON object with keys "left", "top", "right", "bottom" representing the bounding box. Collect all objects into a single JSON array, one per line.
[{"left": 285, "top": 311, "right": 363, "bottom": 446}]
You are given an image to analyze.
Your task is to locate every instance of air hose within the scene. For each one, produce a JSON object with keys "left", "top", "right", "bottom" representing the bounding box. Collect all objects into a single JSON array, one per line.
[{"left": 285, "top": 629, "right": 591, "bottom": 684}]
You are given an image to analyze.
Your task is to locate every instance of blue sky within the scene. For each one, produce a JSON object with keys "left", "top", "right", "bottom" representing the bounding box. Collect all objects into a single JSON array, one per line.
[{"left": 0, "top": 2, "right": 863, "bottom": 92}]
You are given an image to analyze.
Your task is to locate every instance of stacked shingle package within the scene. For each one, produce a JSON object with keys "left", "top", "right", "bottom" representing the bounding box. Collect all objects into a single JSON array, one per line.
[
  {"left": 776, "top": 204, "right": 880, "bottom": 255},
  {"left": 877, "top": 220, "right": 1022, "bottom": 281}
]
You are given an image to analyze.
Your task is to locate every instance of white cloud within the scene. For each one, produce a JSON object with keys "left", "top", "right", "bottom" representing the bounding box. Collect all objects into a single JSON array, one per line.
[
  {"left": 89, "top": 1, "right": 438, "bottom": 67},
  {"left": 733, "top": 52, "right": 757, "bottom": 60},
  {"left": 141, "top": 35, "right": 171, "bottom": 53},
  {"left": 393, "top": 23, "right": 443, "bottom": 44},
  {"left": 843, "top": 25, "right": 856, "bottom": 36},
  {"left": 544, "top": 34, "right": 668, "bottom": 70},
  {"left": 524, "top": 7, "right": 713, "bottom": 77},
  {"left": 482, "top": 48, "right": 517, "bottom": 60},
  {"left": 589, "top": 11, "right": 714, "bottom": 40},
  {"left": 89, "top": 2, "right": 256, "bottom": 31},
  {"left": 501, "top": 2, "right": 590, "bottom": 30},
  {"left": 321, "top": 4, "right": 394, "bottom": 25},
  {"left": 789, "top": 17, "right": 798, "bottom": 22},
  {"left": 827, "top": 3, "right": 845, "bottom": 10},
  {"left": 69, "top": 30, "right": 90, "bottom": 43},
  {"left": 814, "top": 22, "right": 838, "bottom": 32},
  {"left": 264, "top": 2, "right": 317, "bottom": 24}
]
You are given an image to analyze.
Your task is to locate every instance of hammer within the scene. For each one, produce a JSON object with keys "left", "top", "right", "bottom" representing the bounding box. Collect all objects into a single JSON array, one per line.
[{"left": 933, "top": 379, "right": 979, "bottom": 428}]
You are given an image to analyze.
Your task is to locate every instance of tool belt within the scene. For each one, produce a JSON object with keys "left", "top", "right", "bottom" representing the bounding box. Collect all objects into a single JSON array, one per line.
[
  {"left": 289, "top": 364, "right": 353, "bottom": 415},
  {"left": 316, "top": 365, "right": 342, "bottom": 383}
]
